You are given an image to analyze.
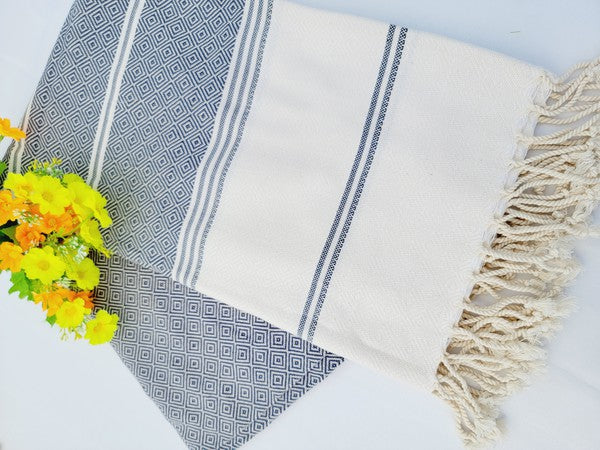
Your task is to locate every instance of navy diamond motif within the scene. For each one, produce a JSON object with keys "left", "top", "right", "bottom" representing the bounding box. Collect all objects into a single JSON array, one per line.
[
  {"left": 0, "top": 1, "right": 345, "bottom": 447},
  {"left": 99, "top": 0, "right": 246, "bottom": 275},
  {"left": 18, "top": 0, "right": 129, "bottom": 176},
  {"left": 93, "top": 253, "right": 343, "bottom": 449}
]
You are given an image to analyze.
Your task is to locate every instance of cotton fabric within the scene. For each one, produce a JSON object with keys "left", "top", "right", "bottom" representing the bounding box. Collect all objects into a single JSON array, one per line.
[
  {"left": 173, "top": 0, "right": 546, "bottom": 389},
  {"left": 93, "top": 254, "right": 343, "bottom": 449},
  {"left": 7, "top": 0, "right": 599, "bottom": 447},
  {"left": 3, "top": 0, "right": 344, "bottom": 447},
  {"left": 9, "top": 0, "right": 547, "bottom": 389}
]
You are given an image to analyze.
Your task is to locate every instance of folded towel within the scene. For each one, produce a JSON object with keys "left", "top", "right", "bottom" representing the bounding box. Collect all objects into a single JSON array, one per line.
[
  {"left": 93, "top": 254, "right": 342, "bottom": 450},
  {"left": 3, "top": 0, "right": 342, "bottom": 448},
  {"left": 8, "top": 0, "right": 599, "bottom": 447}
]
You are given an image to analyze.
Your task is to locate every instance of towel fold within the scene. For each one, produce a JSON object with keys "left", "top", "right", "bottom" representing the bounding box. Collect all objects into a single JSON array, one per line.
[
  {"left": 3, "top": 1, "right": 343, "bottom": 448},
  {"left": 7, "top": 0, "right": 600, "bottom": 447}
]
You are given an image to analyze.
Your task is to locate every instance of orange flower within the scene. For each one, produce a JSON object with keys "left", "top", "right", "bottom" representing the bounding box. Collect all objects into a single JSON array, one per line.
[
  {"left": 33, "top": 291, "right": 65, "bottom": 317},
  {"left": 54, "top": 287, "right": 76, "bottom": 301},
  {"left": 15, "top": 223, "right": 46, "bottom": 250},
  {"left": 0, "top": 118, "right": 26, "bottom": 141},
  {"left": 73, "top": 290, "right": 94, "bottom": 309},
  {"left": 0, "top": 242, "right": 24, "bottom": 272},
  {"left": 0, "top": 190, "right": 25, "bottom": 226},
  {"left": 39, "top": 210, "right": 78, "bottom": 235},
  {"left": 34, "top": 288, "right": 94, "bottom": 317},
  {"left": 52, "top": 288, "right": 94, "bottom": 309},
  {"left": 29, "top": 204, "right": 42, "bottom": 216}
]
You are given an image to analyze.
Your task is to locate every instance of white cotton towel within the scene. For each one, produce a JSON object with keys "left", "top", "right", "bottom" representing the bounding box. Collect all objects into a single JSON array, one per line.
[{"left": 170, "top": 1, "right": 600, "bottom": 446}]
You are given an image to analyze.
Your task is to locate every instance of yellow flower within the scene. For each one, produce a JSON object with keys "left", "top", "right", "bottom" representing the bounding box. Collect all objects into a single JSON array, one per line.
[
  {"left": 79, "top": 219, "right": 108, "bottom": 252},
  {"left": 65, "top": 180, "right": 111, "bottom": 227},
  {"left": 4, "top": 172, "right": 38, "bottom": 200},
  {"left": 62, "top": 173, "right": 85, "bottom": 185},
  {"left": 29, "top": 175, "right": 73, "bottom": 216},
  {"left": 85, "top": 190, "right": 112, "bottom": 227},
  {"left": 0, "top": 118, "right": 26, "bottom": 141},
  {"left": 55, "top": 297, "right": 88, "bottom": 328},
  {"left": 0, "top": 242, "right": 24, "bottom": 272},
  {"left": 67, "top": 257, "right": 100, "bottom": 290},
  {"left": 67, "top": 181, "right": 94, "bottom": 219},
  {"left": 21, "top": 247, "right": 66, "bottom": 284},
  {"left": 85, "top": 309, "right": 118, "bottom": 345}
]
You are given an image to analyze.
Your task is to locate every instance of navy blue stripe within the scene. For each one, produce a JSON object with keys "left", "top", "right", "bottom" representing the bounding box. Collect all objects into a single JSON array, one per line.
[
  {"left": 177, "top": 0, "right": 262, "bottom": 284},
  {"left": 307, "top": 27, "right": 407, "bottom": 341},
  {"left": 297, "top": 25, "right": 396, "bottom": 337},
  {"left": 191, "top": 0, "right": 274, "bottom": 284}
]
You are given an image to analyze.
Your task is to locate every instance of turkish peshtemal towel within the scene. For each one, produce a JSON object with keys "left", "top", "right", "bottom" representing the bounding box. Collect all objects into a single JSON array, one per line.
[
  {"left": 7, "top": 0, "right": 600, "bottom": 447},
  {"left": 2, "top": 0, "right": 343, "bottom": 448}
]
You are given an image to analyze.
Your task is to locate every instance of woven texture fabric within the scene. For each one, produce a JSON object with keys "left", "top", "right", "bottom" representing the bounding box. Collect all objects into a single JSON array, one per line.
[
  {"left": 93, "top": 254, "right": 343, "bottom": 450},
  {"left": 3, "top": 0, "right": 344, "bottom": 448},
  {"left": 6, "top": 0, "right": 599, "bottom": 446},
  {"left": 170, "top": 0, "right": 545, "bottom": 388}
]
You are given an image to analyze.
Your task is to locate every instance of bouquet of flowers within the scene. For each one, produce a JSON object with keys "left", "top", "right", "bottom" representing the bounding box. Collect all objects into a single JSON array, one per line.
[{"left": 0, "top": 117, "right": 119, "bottom": 344}]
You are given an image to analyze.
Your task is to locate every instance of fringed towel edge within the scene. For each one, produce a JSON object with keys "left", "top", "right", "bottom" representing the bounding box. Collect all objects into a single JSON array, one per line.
[{"left": 434, "top": 56, "right": 600, "bottom": 448}]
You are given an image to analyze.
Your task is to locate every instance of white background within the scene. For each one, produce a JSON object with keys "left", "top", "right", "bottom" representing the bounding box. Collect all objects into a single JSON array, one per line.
[{"left": 1, "top": 1, "right": 599, "bottom": 449}]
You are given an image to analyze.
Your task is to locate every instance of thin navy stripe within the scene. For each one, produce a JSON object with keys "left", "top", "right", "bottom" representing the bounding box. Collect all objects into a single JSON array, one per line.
[
  {"left": 89, "top": 0, "right": 143, "bottom": 183},
  {"left": 297, "top": 25, "right": 396, "bottom": 337},
  {"left": 176, "top": 0, "right": 262, "bottom": 284},
  {"left": 307, "top": 27, "right": 407, "bottom": 341},
  {"left": 191, "top": 0, "right": 274, "bottom": 284},
  {"left": 176, "top": 0, "right": 258, "bottom": 281},
  {"left": 186, "top": 0, "right": 269, "bottom": 284}
]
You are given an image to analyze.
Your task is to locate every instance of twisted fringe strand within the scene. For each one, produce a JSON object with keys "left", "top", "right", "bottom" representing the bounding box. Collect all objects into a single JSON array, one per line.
[{"left": 434, "top": 56, "right": 600, "bottom": 448}]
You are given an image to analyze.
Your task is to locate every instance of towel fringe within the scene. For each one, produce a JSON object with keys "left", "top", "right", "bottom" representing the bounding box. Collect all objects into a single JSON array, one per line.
[{"left": 434, "top": 56, "right": 600, "bottom": 448}]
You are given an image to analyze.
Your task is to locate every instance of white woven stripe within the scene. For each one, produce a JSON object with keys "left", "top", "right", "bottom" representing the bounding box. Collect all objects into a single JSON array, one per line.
[
  {"left": 86, "top": 0, "right": 146, "bottom": 188},
  {"left": 9, "top": 98, "right": 33, "bottom": 173}
]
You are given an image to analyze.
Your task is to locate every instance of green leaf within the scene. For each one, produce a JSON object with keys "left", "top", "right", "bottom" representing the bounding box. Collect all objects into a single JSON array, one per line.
[
  {"left": 46, "top": 315, "right": 56, "bottom": 326},
  {"left": 8, "top": 271, "right": 34, "bottom": 301},
  {"left": 0, "top": 224, "right": 18, "bottom": 243},
  {"left": 0, "top": 160, "right": 6, "bottom": 178}
]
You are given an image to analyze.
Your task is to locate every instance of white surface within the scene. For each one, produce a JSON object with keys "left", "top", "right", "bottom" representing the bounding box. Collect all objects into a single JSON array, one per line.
[{"left": 0, "top": 1, "right": 599, "bottom": 449}]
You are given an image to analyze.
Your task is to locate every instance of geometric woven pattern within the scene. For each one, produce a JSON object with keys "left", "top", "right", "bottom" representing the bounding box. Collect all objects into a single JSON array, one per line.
[
  {"left": 93, "top": 253, "right": 343, "bottom": 449},
  {"left": 13, "top": 0, "right": 246, "bottom": 277},
  {"left": 16, "top": 0, "right": 129, "bottom": 176},
  {"left": 2, "top": 1, "right": 344, "bottom": 447},
  {"left": 98, "top": 0, "right": 245, "bottom": 275}
]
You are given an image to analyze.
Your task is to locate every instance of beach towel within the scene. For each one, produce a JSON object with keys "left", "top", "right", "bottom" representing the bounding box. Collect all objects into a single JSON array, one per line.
[
  {"left": 7, "top": 0, "right": 599, "bottom": 446},
  {"left": 2, "top": 0, "right": 343, "bottom": 448}
]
